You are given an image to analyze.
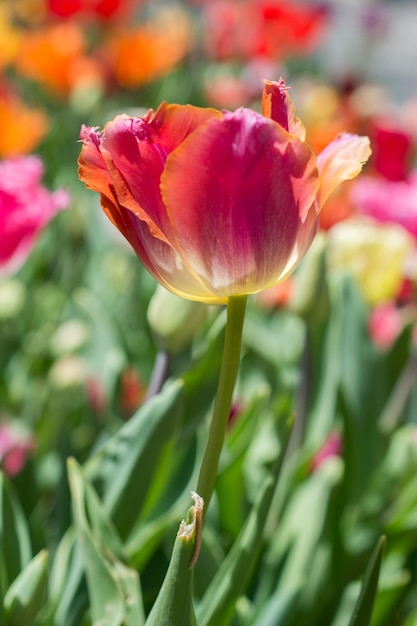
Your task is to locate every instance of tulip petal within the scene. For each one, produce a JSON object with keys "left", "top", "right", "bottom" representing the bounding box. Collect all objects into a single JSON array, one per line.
[
  {"left": 100, "top": 105, "right": 221, "bottom": 242},
  {"left": 99, "top": 114, "right": 169, "bottom": 240},
  {"left": 262, "top": 79, "right": 306, "bottom": 141},
  {"left": 278, "top": 204, "right": 319, "bottom": 281},
  {"left": 111, "top": 202, "right": 223, "bottom": 302},
  {"left": 161, "top": 108, "right": 319, "bottom": 298},
  {"left": 147, "top": 102, "right": 222, "bottom": 153},
  {"left": 78, "top": 125, "right": 116, "bottom": 208},
  {"left": 79, "top": 127, "right": 171, "bottom": 282},
  {"left": 316, "top": 133, "right": 372, "bottom": 209},
  {"left": 79, "top": 117, "right": 223, "bottom": 303},
  {"left": 100, "top": 190, "right": 221, "bottom": 302}
]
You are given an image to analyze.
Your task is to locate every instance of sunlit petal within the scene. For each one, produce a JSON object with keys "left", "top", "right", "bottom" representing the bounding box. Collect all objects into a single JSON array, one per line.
[
  {"left": 317, "top": 133, "right": 372, "bottom": 209},
  {"left": 262, "top": 78, "right": 306, "bottom": 140}
]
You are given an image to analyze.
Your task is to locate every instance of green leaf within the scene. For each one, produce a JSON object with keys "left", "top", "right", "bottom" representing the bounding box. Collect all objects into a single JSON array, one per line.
[
  {"left": 197, "top": 415, "right": 293, "bottom": 626},
  {"left": 85, "top": 380, "right": 186, "bottom": 539},
  {"left": 251, "top": 586, "right": 300, "bottom": 626},
  {"left": 403, "top": 607, "right": 417, "bottom": 626},
  {"left": 304, "top": 286, "right": 343, "bottom": 448},
  {"left": 73, "top": 287, "right": 126, "bottom": 396},
  {"left": 0, "top": 473, "right": 32, "bottom": 598},
  {"left": 48, "top": 528, "right": 88, "bottom": 626},
  {"left": 68, "top": 458, "right": 145, "bottom": 626},
  {"left": 145, "top": 493, "right": 203, "bottom": 626},
  {"left": 348, "top": 536, "right": 386, "bottom": 626},
  {"left": 53, "top": 380, "right": 187, "bottom": 625},
  {"left": 370, "top": 553, "right": 411, "bottom": 626},
  {"left": 4, "top": 550, "right": 48, "bottom": 625},
  {"left": 52, "top": 539, "right": 88, "bottom": 626},
  {"left": 243, "top": 309, "right": 305, "bottom": 384},
  {"left": 269, "top": 458, "right": 343, "bottom": 591}
]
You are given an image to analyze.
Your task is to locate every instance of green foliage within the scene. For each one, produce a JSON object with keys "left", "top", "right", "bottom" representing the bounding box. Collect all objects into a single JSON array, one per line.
[
  {"left": 348, "top": 536, "right": 386, "bottom": 626},
  {"left": 3, "top": 250, "right": 417, "bottom": 624},
  {"left": 3, "top": 550, "right": 49, "bottom": 626},
  {"left": 68, "top": 458, "right": 145, "bottom": 626}
]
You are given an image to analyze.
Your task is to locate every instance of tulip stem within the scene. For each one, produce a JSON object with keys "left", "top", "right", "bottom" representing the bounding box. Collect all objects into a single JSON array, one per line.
[{"left": 196, "top": 295, "right": 247, "bottom": 514}]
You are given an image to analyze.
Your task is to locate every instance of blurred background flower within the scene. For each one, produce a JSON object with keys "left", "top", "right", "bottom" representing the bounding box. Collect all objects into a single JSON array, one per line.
[
  {"left": 0, "top": 155, "right": 70, "bottom": 275},
  {"left": 0, "top": 82, "right": 48, "bottom": 157},
  {"left": 0, "top": 419, "right": 35, "bottom": 476},
  {"left": 352, "top": 174, "right": 417, "bottom": 239},
  {"left": 14, "top": 21, "right": 107, "bottom": 98},
  {"left": 326, "top": 217, "right": 414, "bottom": 306}
]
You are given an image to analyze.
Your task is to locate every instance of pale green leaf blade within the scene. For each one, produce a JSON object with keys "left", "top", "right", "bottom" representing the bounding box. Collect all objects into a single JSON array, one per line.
[{"left": 348, "top": 536, "right": 386, "bottom": 626}]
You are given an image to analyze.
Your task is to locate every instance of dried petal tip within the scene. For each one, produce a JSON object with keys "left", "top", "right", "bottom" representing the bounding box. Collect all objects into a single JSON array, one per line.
[
  {"left": 191, "top": 490, "right": 204, "bottom": 513},
  {"left": 263, "top": 77, "right": 289, "bottom": 90},
  {"left": 177, "top": 491, "right": 204, "bottom": 537},
  {"left": 262, "top": 77, "right": 306, "bottom": 140},
  {"left": 176, "top": 491, "right": 204, "bottom": 570}
]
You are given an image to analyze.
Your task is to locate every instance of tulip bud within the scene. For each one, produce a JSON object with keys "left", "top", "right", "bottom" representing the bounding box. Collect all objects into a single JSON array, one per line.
[{"left": 147, "top": 285, "right": 208, "bottom": 353}]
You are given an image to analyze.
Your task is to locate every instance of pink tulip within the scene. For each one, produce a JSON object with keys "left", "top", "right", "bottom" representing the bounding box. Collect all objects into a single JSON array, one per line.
[
  {"left": 78, "top": 79, "right": 371, "bottom": 303},
  {"left": 368, "top": 302, "right": 404, "bottom": 349},
  {"left": 0, "top": 421, "right": 35, "bottom": 476},
  {"left": 352, "top": 172, "right": 417, "bottom": 239},
  {"left": 311, "top": 432, "right": 342, "bottom": 472},
  {"left": 0, "top": 155, "right": 70, "bottom": 275}
]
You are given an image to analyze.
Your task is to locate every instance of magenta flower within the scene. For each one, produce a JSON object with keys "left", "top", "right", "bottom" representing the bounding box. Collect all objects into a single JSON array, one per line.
[
  {"left": 79, "top": 79, "right": 370, "bottom": 303},
  {"left": 352, "top": 172, "right": 417, "bottom": 239},
  {"left": 0, "top": 155, "right": 70, "bottom": 276}
]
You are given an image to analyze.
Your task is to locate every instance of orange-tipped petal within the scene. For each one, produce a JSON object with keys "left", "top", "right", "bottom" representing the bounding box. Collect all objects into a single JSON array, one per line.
[
  {"left": 78, "top": 125, "right": 129, "bottom": 235},
  {"left": 79, "top": 125, "right": 170, "bottom": 281},
  {"left": 78, "top": 113, "right": 224, "bottom": 303},
  {"left": 316, "top": 133, "right": 372, "bottom": 209},
  {"left": 262, "top": 78, "right": 306, "bottom": 141},
  {"left": 98, "top": 104, "right": 221, "bottom": 242},
  {"left": 147, "top": 101, "right": 222, "bottom": 153},
  {"left": 78, "top": 125, "right": 113, "bottom": 199}
]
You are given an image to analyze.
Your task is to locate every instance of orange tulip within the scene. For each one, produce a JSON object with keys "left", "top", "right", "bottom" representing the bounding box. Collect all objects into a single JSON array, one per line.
[
  {"left": 0, "top": 4, "right": 22, "bottom": 72},
  {"left": 0, "top": 84, "right": 48, "bottom": 157},
  {"left": 15, "top": 21, "right": 105, "bottom": 97},
  {"left": 103, "top": 6, "right": 193, "bottom": 89}
]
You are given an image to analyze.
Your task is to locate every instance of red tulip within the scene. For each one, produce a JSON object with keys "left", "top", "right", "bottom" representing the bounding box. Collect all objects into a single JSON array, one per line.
[
  {"left": 46, "top": 0, "right": 131, "bottom": 19},
  {"left": 203, "top": 1, "right": 328, "bottom": 62},
  {"left": 78, "top": 79, "right": 370, "bottom": 303},
  {"left": 370, "top": 120, "right": 413, "bottom": 182}
]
